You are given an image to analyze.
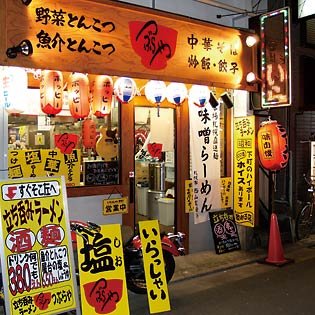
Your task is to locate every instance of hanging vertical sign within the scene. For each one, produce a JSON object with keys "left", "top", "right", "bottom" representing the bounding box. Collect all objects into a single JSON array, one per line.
[
  {"left": 260, "top": 7, "right": 291, "bottom": 107},
  {"left": 221, "top": 177, "right": 232, "bottom": 209},
  {"left": 0, "top": 177, "right": 80, "bottom": 315},
  {"left": 233, "top": 116, "right": 256, "bottom": 227},
  {"left": 139, "top": 220, "right": 170, "bottom": 314},
  {"left": 77, "top": 224, "right": 130, "bottom": 315},
  {"left": 185, "top": 180, "right": 195, "bottom": 213},
  {"left": 189, "top": 97, "right": 221, "bottom": 224}
]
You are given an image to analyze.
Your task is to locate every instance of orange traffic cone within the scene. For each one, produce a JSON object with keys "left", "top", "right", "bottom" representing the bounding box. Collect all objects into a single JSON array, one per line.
[{"left": 260, "top": 213, "right": 294, "bottom": 266}]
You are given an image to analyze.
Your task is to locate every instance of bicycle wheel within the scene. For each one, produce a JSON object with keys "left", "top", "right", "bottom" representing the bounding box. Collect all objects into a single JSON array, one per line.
[{"left": 295, "top": 203, "right": 314, "bottom": 240}]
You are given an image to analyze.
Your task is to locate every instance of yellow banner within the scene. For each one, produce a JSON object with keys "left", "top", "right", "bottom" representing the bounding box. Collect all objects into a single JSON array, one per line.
[
  {"left": 185, "top": 180, "right": 195, "bottom": 213},
  {"left": 103, "top": 197, "right": 129, "bottom": 215},
  {"left": 221, "top": 177, "right": 232, "bottom": 209},
  {"left": 0, "top": 177, "right": 78, "bottom": 315},
  {"left": 77, "top": 224, "right": 130, "bottom": 315},
  {"left": 139, "top": 220, "right": 170, "bottom": 314},
  {"left": 185, "top": 178, "right": 233, "bottom": 212},
  {"left": 8, "top": 149, "right": 81, "bottom": 187},
  {"left": 233, "top": 116, "right": 256, "bottom": 227}
]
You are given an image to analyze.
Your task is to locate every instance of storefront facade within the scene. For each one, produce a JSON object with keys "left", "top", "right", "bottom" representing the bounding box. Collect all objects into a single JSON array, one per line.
[{"left": 0, "top": 0, "right": 258, "bottom": 253}]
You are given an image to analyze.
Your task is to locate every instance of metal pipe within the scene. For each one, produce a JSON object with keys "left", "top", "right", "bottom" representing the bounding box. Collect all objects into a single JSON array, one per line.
[{"left": 194, "top": 0, "right": 256, "bottom": 17}]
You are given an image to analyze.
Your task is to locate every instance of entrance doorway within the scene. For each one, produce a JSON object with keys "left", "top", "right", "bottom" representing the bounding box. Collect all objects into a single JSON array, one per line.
[{"left": 134, "top": 106, "right": 175, "bottom": 234}]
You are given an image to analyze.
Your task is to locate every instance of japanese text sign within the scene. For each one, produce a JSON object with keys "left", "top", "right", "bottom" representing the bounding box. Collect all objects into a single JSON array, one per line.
[
  {"left": 2, "top": 0, "right": 255, "bottom": 90},
  {"left": 189, "top": 99, "right": 221, "bottom": 224},
  {"left": 76, "top": 224, "right": 130, "bottom": 315},
  {"left": 8, "top": 149, "right": 81, "bottom": 187},
  {"left": 185, "top": 178, "right": 232, "bottom": 213},
  {"left": 185, "top": 180, "right": 195, "bottom": 213},
  {"left": 139, "top": 220, "right": 170, "bottom": 314},
  {"left": 209, "top": 209, "right": 241, "bottom": 254},
  {"left": 103, "top": 197, "right": 128, "bottom": 215},
  {"left": 0, "top": 177, "right": 79, "bottom": 315},
  {"left": 233, "top": 116, "right": 256, "bottom": 227},
  {"left": 220, "top": 177, "right": 232, "bottom": 209}
]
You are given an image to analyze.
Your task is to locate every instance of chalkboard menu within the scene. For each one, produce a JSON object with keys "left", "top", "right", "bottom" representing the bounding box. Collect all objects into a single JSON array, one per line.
[
  {"left": 83, "top": 160, "right": 119, "bottom": 185},
  {"left": 209, "top": 209, "right": 241, "bottom": 255}
]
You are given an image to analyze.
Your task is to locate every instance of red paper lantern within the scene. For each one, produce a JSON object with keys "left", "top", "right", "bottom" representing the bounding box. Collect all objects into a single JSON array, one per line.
[
  {"left": 68, "top": 72, "right": 90, "bottom": 120},
  {"left": 82, "top": 118, "right": 97, "bottom": 149},
  {"left": 257, "top": 120, "right": 289, "bottom": 171},
  {"left": 91, "top": 75, "right": 113, "bottom": 118},
  {"left": 40, "top": 70, "right": 63, "bottom": 116}
]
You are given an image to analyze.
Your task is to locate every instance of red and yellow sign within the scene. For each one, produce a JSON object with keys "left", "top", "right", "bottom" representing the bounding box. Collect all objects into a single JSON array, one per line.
[
  {"left": 77, "top": 224, "right": 129, "bottom": 315},
  {"left": 8, "top": 149, "right": 81, "bottom": 187},
  {"left": 1, "top": 0, "right": 256, "bottom": 90},
  {"left": 0, "top": 177, "right": 79, "bottom": 315},
  {"left": 233, "top": 116, "right": 256, "bottom": 227},
  {"left": 139, "top": 220, "right": 170, "bottom": 314}
]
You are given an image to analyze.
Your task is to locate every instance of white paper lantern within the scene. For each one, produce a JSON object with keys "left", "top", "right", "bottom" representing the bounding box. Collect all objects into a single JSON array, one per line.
[
  {"left": 114, "top": 77, "right": 137, "bottom": 103},
  {"left": 166, "top": 82, "right": 187, "bottom": 105},
  {"left": 144, "top": 80, "right": 167, "bottom": 104},
  {"left": 1, "top": 66, "right": 27, "bottom": 114},
  {"left": 188, "top": 85, "right": 210, "bottom": 107}
]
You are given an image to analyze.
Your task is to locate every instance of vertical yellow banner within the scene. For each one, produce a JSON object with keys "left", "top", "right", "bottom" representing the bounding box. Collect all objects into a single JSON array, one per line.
[
  {"left": 0, "top": 177, "right": 79, "bottom": 315},
  {"left": 233, "top": 116, "right": 256, "bottom": 227},
  {"left": 139, "top": 220, "right": 171, "bottom": 314},
  {"left": 185, "top": 180, "right": 195, "bottom": 213},
  {"left": 221, "top": 177, "right": 232, "bottom": 209},
  {"left": 77, "top": 224, "right": 130, "bottom": 315}
]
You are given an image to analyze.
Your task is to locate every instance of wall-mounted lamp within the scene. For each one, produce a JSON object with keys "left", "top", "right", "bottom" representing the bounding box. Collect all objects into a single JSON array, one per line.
[
  {"left": 246, "top": 72, "right": 262, "bottom": 85},
  {"left": 209, "top": 92, "right": 219, "bottom": 108},
  {"left": 220, "top": 92, "right": 234, "bottom": 109},
  {"left": 6, "top": 39, "right": 33, "bottom": 59},
  {"left": 245, "top": 35, "right": 259, "bottom": 47},
  {"left": 21, "top": 0, "right": 32, "bottom": 5}
]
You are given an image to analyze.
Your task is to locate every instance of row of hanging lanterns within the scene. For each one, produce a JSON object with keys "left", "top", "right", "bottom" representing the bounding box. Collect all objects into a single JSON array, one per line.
[
  {"left": 1, "top": 67, "right": 219, "bottom": 118},
  {"left": 2, "top": 67, "right": 291, "bottom": 172}
]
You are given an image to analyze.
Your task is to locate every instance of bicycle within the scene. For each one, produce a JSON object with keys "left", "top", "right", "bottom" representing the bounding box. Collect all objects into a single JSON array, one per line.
[{"left": 295, "top": 174, "right": 315, "bottom": 240}]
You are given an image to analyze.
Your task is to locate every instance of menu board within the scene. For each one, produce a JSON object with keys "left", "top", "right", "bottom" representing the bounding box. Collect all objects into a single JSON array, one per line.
[
  {"left": 209, "top": 209, "right": 241, "bottom": 255},
  {"left": 83, "top": 160, "right": 119, "bottom": 185}
]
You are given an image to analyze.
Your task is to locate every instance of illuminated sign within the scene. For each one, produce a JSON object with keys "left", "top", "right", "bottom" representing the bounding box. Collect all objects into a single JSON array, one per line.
[
  {"left": 260, "top": 7, "right": 291, "bottom": 108},
  {"left": 2, "top": 0, "right": 256, "bottom": 90}
]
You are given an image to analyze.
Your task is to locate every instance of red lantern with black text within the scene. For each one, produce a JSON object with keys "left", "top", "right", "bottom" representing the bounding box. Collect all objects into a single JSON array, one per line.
[
  {"left": 68, "top": 72, "right": 90, "bottom": 120},
  {"left": 257, "top": 120, "right": 289, "bottom": 171},
  {"left": 40, "top": 70, "right": 63, "bottom": 116},
  {"left": 91, "top": 75, "right": 113, "bottom": 118},
  {"left": 82, "top": 118, "right": 97, "bottom": 149}
]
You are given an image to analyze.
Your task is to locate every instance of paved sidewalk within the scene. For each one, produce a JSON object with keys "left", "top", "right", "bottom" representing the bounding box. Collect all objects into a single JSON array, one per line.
[{"left": 172, "top": 236, "right": 315, "bottom": 283}]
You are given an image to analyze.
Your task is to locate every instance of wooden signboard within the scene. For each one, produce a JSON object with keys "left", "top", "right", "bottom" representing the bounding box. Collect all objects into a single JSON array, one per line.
[
  {"left": 0, "top": 0, "right": 257, "bottom": 90},
  {"left": 83, "top": 160, "right": 119, "bottom": 185},
  {"left": 209, "top": 209, "right": 241, "bottom": 255}
]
